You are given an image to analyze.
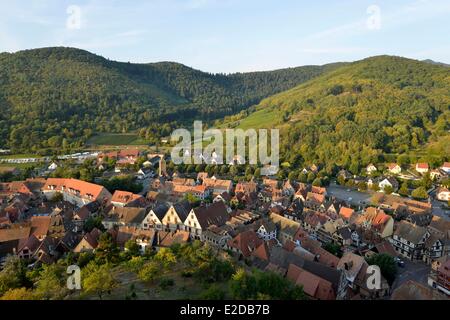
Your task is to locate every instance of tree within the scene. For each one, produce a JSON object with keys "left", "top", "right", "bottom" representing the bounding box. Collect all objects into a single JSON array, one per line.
[
  {"left": 366, "top": 253, "right": 397, "bottom": 285},
  {"left": 0, "top": 287, "right": 36, "bottom": 300},
  {"left": 138, "top": 261, "right": 160, "bottom": 282},
  {"left": 307, "top": 172, "right": 316, "bottom": 183},
  {"left": 383, "top": 185, "right": 394, "bottom": 195},
  {"left": 298, "top": 172, "right": 307, "bottom": 183},
  {"left": 84, "top": 216, "right": 105, "bottom": 232},
  {"left": 154, "top": 248, "right": 177, "bottom": 268},
  {"left": 411, "top": 187, "right": 428, "bottom": 200},
  {"left": 229, "top": 268, "right": 257, "bottom": 300},
  {"left": 399, "top": 182, "right": 409, "bottom": 196},
  {"left": 125, "top": 239, "right": 141, "bottom": 257},
  {"left": 358, "top": 181, "right": 367, "bottom": 191},
  {"left": 0, "top": 255, "right": 28, "bottom": 296},
  {"left": 337, "top": 175, "right": 346, "bottom": 186},
  {"left": 199, "top": 284, "right": 225, "bottom": 300},
  {"left": 82, "top": 262, "right": 117, "bottom": 299},
  {"left": 34, "top": 264, "right": 68, "bottom": 300},
  {"left": 312, "top": 178, "right": 322, "bottom": 187},
  {"left": 323, "top": 242, "right": 343, "bottom": 257},
  {"left": 95, "top": 233, "right": 120, "bottom": 264}
]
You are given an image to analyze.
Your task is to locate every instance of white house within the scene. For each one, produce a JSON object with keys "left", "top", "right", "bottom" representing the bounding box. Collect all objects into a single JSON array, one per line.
[
  {"left": 441, "top": 162, "right": 450, "bottom": 174},
  {"left": 366, "top": 164, "right": 377, "bottom": 174},
  {"left": 379, "top": 177, "right": 399, "bottom": 192},
  {"left": 256, "top": 221, "right": 277, "bottom": 241},
  {"left": 48, "top": 162, "right": 58, "bottom": 171},
  {"left": 436, "top": 188, "right": 450, "bottom": 202},
  {"left": 141, "top": 204, "right": 169, "bottom": 230},
  {"left": 387, "top": 163, "right": 402, "bottom": 174},
  {"left": 416, "top": 163, "right": 429, "bottom": 174}
]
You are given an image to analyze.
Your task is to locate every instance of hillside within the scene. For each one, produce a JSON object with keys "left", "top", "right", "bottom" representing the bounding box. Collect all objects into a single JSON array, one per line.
[
  {"left": 218, "top": 56, "right": 450, "bottom": 171},
  {"left": 0, "top": 47, "right": 341, "bottom": 152}
]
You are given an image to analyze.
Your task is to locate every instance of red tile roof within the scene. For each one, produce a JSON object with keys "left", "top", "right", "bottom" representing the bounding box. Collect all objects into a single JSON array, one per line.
[
  {"left": 43, "top": 178, "right": 108, "bottom": 201},
  {"left": 286, "top": 264, "right": 335, "bottom": 300},
  {"left": 111, "top": 190, "right": 143, "bottom": 205},
  {"left": 227, "top": 230, "right": 263, "bottom": 258}
]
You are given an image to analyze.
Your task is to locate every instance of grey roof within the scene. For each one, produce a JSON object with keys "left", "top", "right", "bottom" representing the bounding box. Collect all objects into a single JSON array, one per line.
[
  {"left": 173, "top": 200, "right": 192, "bottom": 221},
  {"left": 394, "top": 221, "right": 428, "bottom": 244},
  {"left": 269, "top": 246, "right": 342, "bottom": 290},
  {"left": 152, "top": 203, "right": 170, "bottom": 220}
]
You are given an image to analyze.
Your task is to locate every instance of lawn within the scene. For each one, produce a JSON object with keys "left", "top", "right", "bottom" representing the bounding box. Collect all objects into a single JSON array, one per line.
[
  {"left": 88, "top": 134, "right": 150, "bottom": 146},
  {"left": 0, "top": 153, "right": 42, "bottom": 159},
  {"left": 221, "top": 107, "right": 282, "bottom": 131}
]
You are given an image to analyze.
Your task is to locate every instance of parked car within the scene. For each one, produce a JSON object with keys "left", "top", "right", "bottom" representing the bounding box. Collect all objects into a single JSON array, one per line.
[{"left": 394, "top": 257, "right": 405, "bottom": 268}]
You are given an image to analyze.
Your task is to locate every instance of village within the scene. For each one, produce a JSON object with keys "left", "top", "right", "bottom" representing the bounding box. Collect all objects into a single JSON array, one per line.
[{"left": 0, "top": 148, "right": 449, "bottom": 300}]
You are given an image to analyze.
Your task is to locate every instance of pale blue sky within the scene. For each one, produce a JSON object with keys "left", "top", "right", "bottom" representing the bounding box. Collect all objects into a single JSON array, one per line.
[{"left": 1, "top": 0, "right": 449, "bottom": 73}]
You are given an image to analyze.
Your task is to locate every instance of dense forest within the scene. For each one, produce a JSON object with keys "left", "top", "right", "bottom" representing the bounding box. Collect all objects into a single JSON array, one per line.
[
  {"left": 0, "top": 47, "right": 341, "bottom": 152},
  {"left": 218, "top": 56, "right": 450, "bottom": 171}
]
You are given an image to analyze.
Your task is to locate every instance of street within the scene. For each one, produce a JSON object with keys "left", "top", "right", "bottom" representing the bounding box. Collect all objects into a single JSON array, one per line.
[
  {"left": 327, "top": 183, "right": 372, "bottom": 208},
  {"left": 391, "top": 259, "right": 431, "bottom": 291}
]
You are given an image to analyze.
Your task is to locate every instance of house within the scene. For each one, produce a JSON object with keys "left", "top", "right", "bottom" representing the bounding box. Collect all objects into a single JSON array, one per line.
[
  {"left": 356, "top": 207, "right": 394, "bottom": 238},
  {"left": 197, "top": 172, "right": 209, "bottom": 183},
  {"left": 48, "top": 162, "right": 58, "bottom": 171},
  {"left": 390, "top": 220, "right": 430, "bottom": 261},
  {"left": 0, "top": 226, "right": 31, "bottom": 258},
  {"left": 42, "top": 178, "right": 112, "bottom": 208},
  {"left": 102, "top": 206, "right": 147, "bottom": 229},
  {"left": 161, "top": 201, "right": 192, "bottom": 232},
  {"left": 430, "top": 169, "right": 443, "bottom": 181},
  {"left": 111, "top": 190, "right": 145, "bottom": 207},
  {"left": 235, "top": 180, "right": 258, "bottom": 195},
  {"left": 339, "top": 207, "right": 355, "bottom": 222},
  {"left": 337, "top": 252, "right": 389, "bottom": 299},
  {"left": 213, "top": 192, "right": 231, "bottom": 204},
  {"left": 286, "top": 264, "right": 336, "bottom": 300},
  {"left": 156, "top": 230, "right": 190, "bottom": 248},
  {"left": 73, "top": 228, "right": 102, "bottom": 253},
  {"left": 416, "top": 163, "right": 429, "bottom": 174},
  {"left": 30, "top": 216, "right": 51, "bottom": 240},
  {"left": 268, "top": 247, "right": 348, "bottom": 300},
  {"left": 200, "top": 225, "right": 232, "bottom": 248},
  {"left": 366, "top": 164, "right": 377, "bottom": 174},
  {"left": 226, "top": 230, "right": 263, "bottom": 259},
  {"left": 441, "top": 162, "right": 450, "bottom": 174},
  {"left": 269, "top": 213, "right": 301, "bottom": 245},
  {"left": 297, "top": 237, "right": 340, "bottom": 268},
  {"left": 436, "top": 187, "right": 450, "bottom": 202},
  {"left": 305, "top": 192, "right": 326, "bottom": 210},
  {"left": 386, "top": 163, "right": 402, "bottom": 174},
  {"left": 98, "top": 149, "right": 140, "bottom": 165},
  {"left": 378, "top": 177, "right": 399, "bottom": 192},
  {"left": 183, "top": 201, "right": 230, "bottom": 238},
  {"left": 202, "top": 177, "right": 233, "bottom": 196},
  {"left": 255, "top": 220, "right": 277, "bottom": 241},
  {"left": 172, "top": 184, "right": 211, "bottom": 201},
  {"left": 392, "top": 280, "right": 447, "bottom": 300},
  {"left": 427, "top": 257, "right": 450, "bottom": 296},
  {"left": 72, "top": 201, "right": 102, "bottom": 232},
  {"left": 137, "top": 168, "right": 153, "bottom": 180},
  {"left": 115, "top": 226, "right": 155, "bottom": 253},
  {"left": 141, "top": 203, "right": 169, "bottom": 230}
]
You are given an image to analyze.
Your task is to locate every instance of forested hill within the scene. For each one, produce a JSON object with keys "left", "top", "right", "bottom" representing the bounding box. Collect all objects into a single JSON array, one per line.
[
  {"left": 219, "top": 55, "right": 450, "bottom": 171},
  {"left": 0, "top": 47, "right": 341, "bottom": 151}
]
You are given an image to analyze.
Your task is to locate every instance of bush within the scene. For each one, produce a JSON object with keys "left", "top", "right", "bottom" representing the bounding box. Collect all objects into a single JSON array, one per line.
[{"left": 159, "top": 277, "right": 174, "bottom": 290}]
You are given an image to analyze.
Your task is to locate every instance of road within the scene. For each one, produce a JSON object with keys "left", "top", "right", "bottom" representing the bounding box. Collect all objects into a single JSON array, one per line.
[
  {"left": 327, "top": 183, "right": 372, "bottom": 208},
  {"left": 391, "top": 259, "right": 431, "bottom": 291}
]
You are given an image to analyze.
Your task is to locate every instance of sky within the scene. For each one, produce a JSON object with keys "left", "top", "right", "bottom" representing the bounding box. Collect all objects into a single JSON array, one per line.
[{"left": 0, "top": 0, "right": 449, "bottom": 73}]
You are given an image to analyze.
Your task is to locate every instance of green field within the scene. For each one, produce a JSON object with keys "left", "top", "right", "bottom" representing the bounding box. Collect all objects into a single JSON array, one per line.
[
  {"left": 88, "top": 134, "right": 150, "bottom": 146},
  {"left": 0, "top": 153, "right": 41, "bottom": 159},
  {"left": 221, "top": 107, "right": 282, "bottom": 130}
]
